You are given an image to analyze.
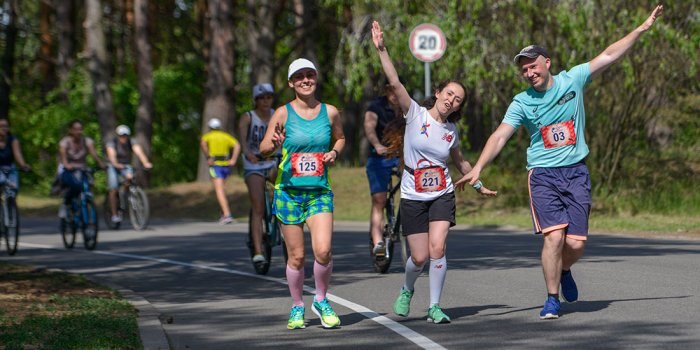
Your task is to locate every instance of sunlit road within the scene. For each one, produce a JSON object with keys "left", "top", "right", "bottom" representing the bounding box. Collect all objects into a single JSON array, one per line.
[{"left": 4, "top": 218, "right": 700, "bottom": 349}]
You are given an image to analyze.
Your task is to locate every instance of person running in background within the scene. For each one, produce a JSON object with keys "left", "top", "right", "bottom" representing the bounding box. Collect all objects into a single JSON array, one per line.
[
  {"left": 372, "top": 21, "right": 496, "bottom": 324},
  {"left": 239, "top": 83, "right": 277, "bottom": 266},
  {"left": 200, "top": 118, "right": 241, "bottom": 224},
  {"left": 0, "top": 118, "right": 31, "bottom": 198},
  {"left": 58, "top": 120, "right": 105, "bottom": 218},
  {"left": 455, "top": 5, "right": 664, "bottom": 320},
  {"left": 105, "top": 124, "right": 153, "bottom": 224},
  {"left": 260, "top": 58, "right": 345, "bottom": 330},
  {"left": 364, "top": 78, "right": 404, "bottom": 259}
]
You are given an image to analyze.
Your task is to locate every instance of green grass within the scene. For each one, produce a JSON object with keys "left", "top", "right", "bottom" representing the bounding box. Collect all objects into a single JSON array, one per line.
[
  {"left": 17, "top": 166, "right": 700, "bottom": 237},
  {"left": 0, "top": 262, "right": 141, "bottom": 350}
]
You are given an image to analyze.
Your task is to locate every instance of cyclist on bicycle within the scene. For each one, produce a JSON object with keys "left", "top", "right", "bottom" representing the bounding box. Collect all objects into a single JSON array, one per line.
[
  {"left": 364, "top": 78, "right": 404, "bottom": 257},
  {"left": 58, "top": 120, "right": 106, "bottom": 219},
  {"left": 238, "top": 83, "right": 278, "bottom": 265},
  {"left": 0, "top": 118, "right": 31, "bottom": 197},
  {"left": 200, "top": 117, "right": 241, "bottom": 224},
  {"left": 105, "top": 125, "right": 153, "bottom": 223}
]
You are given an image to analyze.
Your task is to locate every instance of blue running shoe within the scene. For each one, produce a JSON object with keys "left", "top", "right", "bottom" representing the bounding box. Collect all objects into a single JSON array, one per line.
[
  {"left": 539, "top": 296, "right": 560, "bottom": 320},
  {"left": 561, "top": 269, "right": 578, "bottom": 303}
]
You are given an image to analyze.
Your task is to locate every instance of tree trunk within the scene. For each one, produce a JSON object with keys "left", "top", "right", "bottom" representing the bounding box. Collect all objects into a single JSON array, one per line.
[
  {"left": 85, "top": 0, "right": 117, "bottom": 144},
  {"left": 197, "top": 0, "right": 235, "bottom": 182},
  {"left": 39, "top": 0, "right": 55, "bottom": 100},
  {"left": 55, "top": 0, "right": 75, "bottom": 96},
  {"left": 133, "top": 0, "right": 153, "bottom": 185},
  {"left": 246, "top": 0, "right": 275, "bottom": 85},
  {"left": 292, "top": 0, "right": 319, "bottom": 94},
  {"left": 0, "top": 0, "right": 18, "bottom": 120}
]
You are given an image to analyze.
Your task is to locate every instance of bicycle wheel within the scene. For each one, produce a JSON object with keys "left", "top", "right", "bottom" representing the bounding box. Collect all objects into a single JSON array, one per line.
[
  {"left": 60, "top": 208, "right": 76, "bottom": 249},
  {"left": 103, "top": 193, "right": 121, "bottom": 230},
  {"left": 4, "top": 197, "right": 19, "bottom": 255},
  {"left": 128, "top": 186, "right": 150, "bottom": 230},
  {"left": 82, "top": 199, "right": 99, "bottom": 250}
]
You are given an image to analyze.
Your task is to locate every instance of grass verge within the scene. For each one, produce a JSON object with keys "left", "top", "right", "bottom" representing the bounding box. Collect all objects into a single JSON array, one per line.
[
  {"left": 0, "top": 262, "right": 140, "bottom": 350},
  {"left": 18, "top": 166, "right": 700, "bottom": 238}
]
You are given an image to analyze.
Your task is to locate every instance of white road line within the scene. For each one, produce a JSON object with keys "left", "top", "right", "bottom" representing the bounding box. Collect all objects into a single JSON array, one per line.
[{"left": 20, "top": 242, "right": 447, "bottom": 350}]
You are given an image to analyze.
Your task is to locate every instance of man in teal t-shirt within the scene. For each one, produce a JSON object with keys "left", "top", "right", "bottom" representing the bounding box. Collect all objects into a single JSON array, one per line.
[{"left": 455, "top": 5, "right": 664, "bottom": 320}]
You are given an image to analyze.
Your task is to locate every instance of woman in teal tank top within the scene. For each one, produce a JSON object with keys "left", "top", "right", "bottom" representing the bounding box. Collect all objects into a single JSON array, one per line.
[{"left": 260, "top": 58, "right": 345, "bottom": 330}]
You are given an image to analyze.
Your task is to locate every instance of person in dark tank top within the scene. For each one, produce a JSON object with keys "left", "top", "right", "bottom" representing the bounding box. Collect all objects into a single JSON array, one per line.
[{"left": 0, "top": 118, "right": 31, "bottom": 197}]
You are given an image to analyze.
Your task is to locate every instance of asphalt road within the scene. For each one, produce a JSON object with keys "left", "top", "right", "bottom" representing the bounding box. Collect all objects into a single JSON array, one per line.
[{"left": 3, "top": 218, "right": 700, "bottom": 349}]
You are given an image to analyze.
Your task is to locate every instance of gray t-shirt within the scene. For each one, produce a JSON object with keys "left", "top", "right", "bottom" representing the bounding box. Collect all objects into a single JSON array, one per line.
[{"left": 59, "top": 136, "right": 95, "bottom": 169}]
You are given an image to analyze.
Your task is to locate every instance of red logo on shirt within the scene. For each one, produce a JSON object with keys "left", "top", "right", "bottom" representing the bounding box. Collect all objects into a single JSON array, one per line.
[{"left": 442, "top": 133, "right": 453, "bottom": 142}]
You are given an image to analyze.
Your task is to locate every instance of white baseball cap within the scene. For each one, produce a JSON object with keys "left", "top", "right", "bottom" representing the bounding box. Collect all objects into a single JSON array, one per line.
[
  {"left": 207, "top": 118, "right": 222, "bottom": 129},
  {"left": 253, "top": 83, "right": 274, "bottom": 99},
  {"left": 116, "top": 124, "right": 131, "bottom": 136},
  {"left": 287, "top": 58, "right": 317, "bottom": 80}
]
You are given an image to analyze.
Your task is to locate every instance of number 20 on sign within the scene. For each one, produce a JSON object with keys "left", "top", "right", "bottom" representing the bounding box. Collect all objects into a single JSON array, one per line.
[{"left": 409, "top": 23, "right": 446, "bottom": 63}]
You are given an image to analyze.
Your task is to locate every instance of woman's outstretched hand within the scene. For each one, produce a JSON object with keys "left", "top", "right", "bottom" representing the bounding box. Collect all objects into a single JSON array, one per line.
[{"left": 372, "top": 21, "right": 385, "bottom": 51}]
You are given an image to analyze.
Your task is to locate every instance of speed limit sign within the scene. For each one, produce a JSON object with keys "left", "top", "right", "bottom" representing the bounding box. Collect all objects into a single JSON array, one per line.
[{"left": 409, "top": 23, "right": 446, "bottom": 63}]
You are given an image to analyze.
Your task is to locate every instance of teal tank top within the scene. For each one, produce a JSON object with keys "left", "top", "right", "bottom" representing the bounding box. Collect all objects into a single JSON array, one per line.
[{"left": 275, "top": 103, "right": 332, "bottom": 190}]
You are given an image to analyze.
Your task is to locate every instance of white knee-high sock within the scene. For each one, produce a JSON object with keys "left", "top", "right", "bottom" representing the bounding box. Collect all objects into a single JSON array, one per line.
[
  {"left": 429, "top": 256, "right": 447, "bottom": 307},
  {"left": 403, "top": 257, "right": 425, "bottom": 291}
]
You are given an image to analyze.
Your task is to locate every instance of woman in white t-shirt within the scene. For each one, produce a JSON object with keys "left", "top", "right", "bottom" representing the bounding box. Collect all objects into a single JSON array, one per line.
[
  {"left": 372, "top": 21, "right": 497, "bottom": 324},
  {"left": 238, "top": 83, "right": 278, "bottom": 265}
]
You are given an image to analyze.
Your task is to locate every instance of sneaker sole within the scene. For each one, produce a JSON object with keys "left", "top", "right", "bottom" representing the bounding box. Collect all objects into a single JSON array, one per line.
[
  {"left": 427, "top": 317, "right": 451, "bottom": 324},
  {"left": 539, "top": 313, "right": 559, "bottom": 320},
  {"left": 287, "top": 323, "right": 306, "bottom": 330},
  {"left": 312, "top": 306, "right": 340, "bottom": 328}
]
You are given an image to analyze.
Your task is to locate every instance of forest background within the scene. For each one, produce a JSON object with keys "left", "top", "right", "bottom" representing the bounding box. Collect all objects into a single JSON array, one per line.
[{"left": 1, "top": 0, "right": 698, "bottom": 220}]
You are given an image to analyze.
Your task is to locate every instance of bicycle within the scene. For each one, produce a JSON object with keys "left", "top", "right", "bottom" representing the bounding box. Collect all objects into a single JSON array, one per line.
[
  {"left": 103, "top": 167, "right": 150, "bottom": 230},
  {"left": 60, "top": 168, "right": 99, "bottom": 250},
  {"left": 0, "top": 166, "right": 25, "bottom": 255},
  {"left": 246, "top": 157, "right": 287, "bottom": 275},
  {"left": 370, "top": 166, "right": 408, "bottom": 273}
]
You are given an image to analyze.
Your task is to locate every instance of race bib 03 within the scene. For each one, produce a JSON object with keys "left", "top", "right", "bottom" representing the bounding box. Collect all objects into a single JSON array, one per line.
[
  {"left": 540, "top": 119, "right": 576, "bottom": 149},
  {"left": 414, "top": 166, "right": 446, "bottom": 193},
  {"left": 291, "top": 152, "right": 324, "bottom": 177}
]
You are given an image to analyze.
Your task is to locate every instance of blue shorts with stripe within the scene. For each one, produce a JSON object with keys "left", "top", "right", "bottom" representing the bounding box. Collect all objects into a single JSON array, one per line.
[
  {"left": 209, "top": 166, "right": 231, "bottom": 179},
  {"left": 527, "top": 161, "right": 591, "bottom": 240}
]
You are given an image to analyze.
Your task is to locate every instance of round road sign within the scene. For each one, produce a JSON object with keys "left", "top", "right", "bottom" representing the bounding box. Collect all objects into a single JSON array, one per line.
[{"left": 408, "top": 23, "right": 446, "bottom": 62}]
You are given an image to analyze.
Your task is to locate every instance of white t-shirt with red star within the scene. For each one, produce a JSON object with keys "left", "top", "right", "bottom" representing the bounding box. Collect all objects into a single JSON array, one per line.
[{"left": 401, "top": 99, "right": 459, "bottom": 201}]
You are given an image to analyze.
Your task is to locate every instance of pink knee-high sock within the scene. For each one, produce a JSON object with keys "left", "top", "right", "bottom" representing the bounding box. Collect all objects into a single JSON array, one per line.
[
  {"left": 286, "top": 265, "right": 305, "bottom": 307},
  {"left": 313, "top": 260, "right": 333, "bottom": 302}
]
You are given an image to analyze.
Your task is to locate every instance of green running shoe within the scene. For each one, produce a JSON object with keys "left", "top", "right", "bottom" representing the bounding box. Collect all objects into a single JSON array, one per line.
[
  {"left": 312, "top": 298, "right": 341, "bottom": 328},
  {"left": 427, "top": 304, "right": 451, "bottom": 324},
  {"left": 287, "top": 306, "right": 306, "bottom": 330},
  {"left": 393, "top": 287, "right": 414, "bottom": 317}
]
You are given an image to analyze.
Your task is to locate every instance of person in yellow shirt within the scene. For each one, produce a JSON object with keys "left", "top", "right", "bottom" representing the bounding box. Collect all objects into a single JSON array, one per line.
[{"left": 200, "top": 118, "right": 241, "bottom": 224}]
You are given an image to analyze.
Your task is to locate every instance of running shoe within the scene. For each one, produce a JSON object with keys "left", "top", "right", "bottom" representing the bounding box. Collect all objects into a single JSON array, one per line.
[
  {"left": 373, "top": 241, "right": 387, "bottom": 257},
  {"left": 287, "top": 306, "right": 306, "bottom": 329},
  {"left": 218, "top": 215, "right": 235, "bottom": 225},
  {"left": 427, "top": 304, "right": 451, "bottom": 324},
  {"left": 539, "top": 296, "right": 561, "bottom": 320},
  {"left": 393, "top": 287, "right": 413, "bottom": 317},
  {"left": 560, "top": 269, "right": 578, "bottom": 303},
  {"left": 312, "top": 298, "right": 341, "bottom": 328},
  {"left": 252, "top": 254, "right": 265, "bottom": 263},
  {"left": 111, "top": 214, "right": 122, "bottom": 223}
]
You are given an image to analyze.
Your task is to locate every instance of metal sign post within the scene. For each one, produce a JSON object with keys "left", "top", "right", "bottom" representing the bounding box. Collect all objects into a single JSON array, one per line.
[{"left": 408, "top": 23, "right": 446, "bottom": 99}]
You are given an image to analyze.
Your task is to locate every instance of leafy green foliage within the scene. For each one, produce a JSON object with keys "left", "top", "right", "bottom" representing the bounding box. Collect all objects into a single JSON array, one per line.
[{"left": 4, "top": 0, "right": 698, "bottom": 217}]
